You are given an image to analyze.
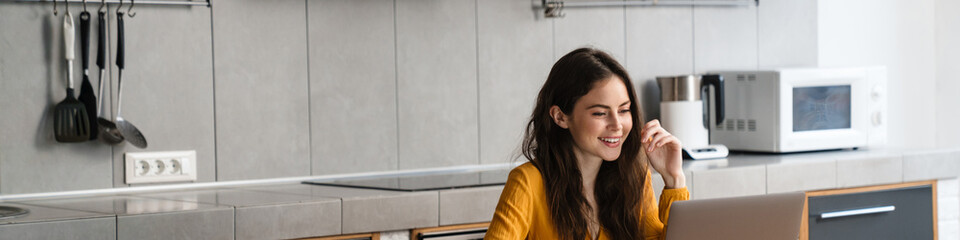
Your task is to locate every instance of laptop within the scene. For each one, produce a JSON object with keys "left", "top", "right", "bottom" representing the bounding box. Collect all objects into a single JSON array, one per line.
[{"left": 664, "top": 192, "right": 806, "bottom": 240}]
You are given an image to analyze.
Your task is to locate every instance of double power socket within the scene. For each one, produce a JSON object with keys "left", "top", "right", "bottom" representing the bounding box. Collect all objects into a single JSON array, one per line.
[{"left": 125, "top": 150, "right": 197, "bottom": 184}]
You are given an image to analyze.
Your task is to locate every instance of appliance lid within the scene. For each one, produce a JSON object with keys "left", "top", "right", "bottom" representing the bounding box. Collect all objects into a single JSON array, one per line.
[{"left": 657, "top": 75, "right": 702, "bottom": 102}]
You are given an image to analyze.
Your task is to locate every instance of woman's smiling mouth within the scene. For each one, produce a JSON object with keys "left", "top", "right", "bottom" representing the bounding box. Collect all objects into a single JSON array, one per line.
[{"left": 599, "top": 136, "right": 622, "bottom": 147}]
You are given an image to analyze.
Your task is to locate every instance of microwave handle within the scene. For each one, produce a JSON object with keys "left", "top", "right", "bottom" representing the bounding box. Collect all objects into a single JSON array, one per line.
[{"left": 701, "top": 75, "right": 725, "bottom": 125}]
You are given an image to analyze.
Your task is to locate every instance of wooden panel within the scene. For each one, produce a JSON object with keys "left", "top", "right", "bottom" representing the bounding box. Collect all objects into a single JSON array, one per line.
[
  {"left": 301, "top": 232, "right": 380, "bottom": 240},
  {"left": 410, "top": 222, "right": 490, "bottom": 240},
  {"left": 800, "top": 180, "right": 937, "bottom": 240}
]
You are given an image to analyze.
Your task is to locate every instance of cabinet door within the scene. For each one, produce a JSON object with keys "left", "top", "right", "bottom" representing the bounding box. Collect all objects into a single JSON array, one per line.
[{"left": 807, "top": 184, "right": 934, "bottom": 240}]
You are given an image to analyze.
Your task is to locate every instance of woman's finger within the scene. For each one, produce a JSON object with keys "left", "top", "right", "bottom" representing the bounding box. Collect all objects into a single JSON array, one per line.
[
  {"left": 651, "top": 131, "right": 671, "bottom": 146},
  {"left": 641, "top": 126, "right": 661, "bottom": 144},
  {"left": 641, "top": 121, "right": 662, "bottom": 142},
  {"left": 648, "top": 130, "right": 672, "bottom": 151},
  {"left": 654, "top": 135, "right": 680, "bottom": 149},
  {"left": 644, "top": 119, "right": 661, "bottom": 129}
]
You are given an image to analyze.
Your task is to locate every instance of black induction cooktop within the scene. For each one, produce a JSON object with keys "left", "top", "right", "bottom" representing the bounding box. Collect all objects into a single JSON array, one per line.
[{"left": 302, "top": 168, "right": 511, "bottom": 192}]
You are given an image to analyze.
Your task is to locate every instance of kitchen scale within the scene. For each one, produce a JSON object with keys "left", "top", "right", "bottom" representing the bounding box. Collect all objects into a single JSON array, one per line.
[{"left": 682, "top": 144, "right": 730, "bottom": 160}]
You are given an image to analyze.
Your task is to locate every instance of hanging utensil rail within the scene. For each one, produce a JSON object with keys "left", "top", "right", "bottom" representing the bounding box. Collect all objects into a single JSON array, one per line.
[
  {"left": 540, "top": 0, "right": 757, "bottom": 18},
  {"left": 545, "top": 0, "right": 756, "bottom": 8},
  {"left": 7, "top": 0, "right": 209, "bottom": 7}
]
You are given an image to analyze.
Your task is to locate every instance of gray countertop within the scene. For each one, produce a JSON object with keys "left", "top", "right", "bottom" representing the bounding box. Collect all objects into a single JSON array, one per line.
[{"left": 1, "top": 147, "right": 957, "bottom": 239}]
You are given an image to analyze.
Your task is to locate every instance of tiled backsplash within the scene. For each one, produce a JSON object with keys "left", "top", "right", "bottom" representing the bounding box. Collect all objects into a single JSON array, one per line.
[{"left": 0, "top": 0, "right": 950, "bottom": 195}]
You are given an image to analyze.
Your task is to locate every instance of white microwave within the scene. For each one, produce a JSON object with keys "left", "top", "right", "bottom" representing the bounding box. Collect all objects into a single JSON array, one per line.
[{"left": 708, "top": 67, "right": 888, "bottom": 153}]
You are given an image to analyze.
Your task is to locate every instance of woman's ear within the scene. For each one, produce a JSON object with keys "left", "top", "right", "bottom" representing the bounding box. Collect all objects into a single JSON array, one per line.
[{"left": 549, "top": 105, "right": 570, "bottom": 129}]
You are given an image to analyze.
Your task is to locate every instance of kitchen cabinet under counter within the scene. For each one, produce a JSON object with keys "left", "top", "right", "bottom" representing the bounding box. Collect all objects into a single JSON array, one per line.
[{"left": 802, "top": 181, "right": 937, "bottom": 240}]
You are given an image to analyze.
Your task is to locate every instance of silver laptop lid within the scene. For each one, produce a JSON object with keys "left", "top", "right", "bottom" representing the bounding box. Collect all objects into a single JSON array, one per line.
[{"left": 664, "top": 192, "right": 805, "bottom": 240}]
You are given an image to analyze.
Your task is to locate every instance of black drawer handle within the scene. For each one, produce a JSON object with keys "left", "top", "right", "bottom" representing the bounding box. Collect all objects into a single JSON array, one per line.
[{"left": 820, "top": 205, "right": 896, "bottom": 219}]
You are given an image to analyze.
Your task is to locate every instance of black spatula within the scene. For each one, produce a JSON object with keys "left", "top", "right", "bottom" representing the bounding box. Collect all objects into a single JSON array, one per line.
[
  {"left": 54, "top": 12, "right": 92, "bottom": 143},
  {"left": 77, "top": 11, "right": 99, "bottom": 140}
]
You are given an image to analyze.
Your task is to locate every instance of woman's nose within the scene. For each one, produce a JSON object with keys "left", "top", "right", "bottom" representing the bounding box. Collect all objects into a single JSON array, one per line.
[{"left": 607, "top": 114, "right": 623, "bottom": 131}]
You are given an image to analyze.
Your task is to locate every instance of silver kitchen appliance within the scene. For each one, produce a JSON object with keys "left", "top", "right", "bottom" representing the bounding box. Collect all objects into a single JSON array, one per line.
[
  {"left": 656, "top": 75, "right": 728, "bottom": 160},
  {"left": 709, "top": 67, "right": 888, "bottom": 153}
]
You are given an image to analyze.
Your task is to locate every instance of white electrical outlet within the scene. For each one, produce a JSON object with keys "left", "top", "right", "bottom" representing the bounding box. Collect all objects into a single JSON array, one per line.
[{"left": 125, "top": 150, "right": 197, "bottom": 184}]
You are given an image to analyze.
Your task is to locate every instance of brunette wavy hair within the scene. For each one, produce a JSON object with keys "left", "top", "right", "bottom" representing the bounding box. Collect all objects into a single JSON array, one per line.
[{"left": 522, "top": 48, "right": 648, "bottom": 240}]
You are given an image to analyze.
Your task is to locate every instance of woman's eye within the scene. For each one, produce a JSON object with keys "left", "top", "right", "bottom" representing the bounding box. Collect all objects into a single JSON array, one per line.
[
  {"left": 592, "top": 112, "right": 606, "bottom": 117},
  {"left": 619, "top": 109, "right": 631, "bottom": 114}
]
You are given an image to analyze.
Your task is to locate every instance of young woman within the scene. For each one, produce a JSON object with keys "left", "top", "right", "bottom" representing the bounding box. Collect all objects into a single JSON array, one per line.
[{"left": 485, "top": 48, "right": 688, "bottom": 240}]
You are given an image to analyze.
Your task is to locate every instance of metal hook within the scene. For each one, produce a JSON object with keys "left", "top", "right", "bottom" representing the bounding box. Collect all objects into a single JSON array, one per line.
[
  {"left": 99, "top": 0, "right": 106, "bottom": 13},
  {"left": 544, "top": 1, "right": 564, "bottom": 18},
  {"left": 53, "top": 0, "right": 58, "bottom": 16},
  {"left": 127, "top": 0, "right": 136, "bottom": 17},
  {"left": 116, "top": 0, "right": 122, "bottom": 15},
  {"left": 83, "top": 0, "right": 87, "bottom": 12}
]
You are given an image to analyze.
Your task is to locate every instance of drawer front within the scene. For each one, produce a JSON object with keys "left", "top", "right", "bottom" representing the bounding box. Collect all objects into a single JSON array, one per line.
[
  {"left": 419, "top": 228, "right": 487, "bottom": 240},
  {"left": 808, "top": 185, "right": 933, "bottom": 240}
]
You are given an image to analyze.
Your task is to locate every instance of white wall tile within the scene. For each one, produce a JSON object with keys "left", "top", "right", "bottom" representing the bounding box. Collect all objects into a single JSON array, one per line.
[
  {"left": 939, "top": 196, "right": 958, "bottom": 221},
  {"left": 0, "top": 4, "right": 115, "bottom": 193},
  {"left": 110, "top": 5, "right": 217, "bottom": 187},
  {"left": 396, "top": 0, "right": 479, "bottom": 169},
  {"left": 818, "top": 0, "right": 937, "bottom": 150},
  {"left": 693, "top": 3, "right": 758, "bottom": 72},
  {"left": 309, "top": 0, "right": 398, "bottom": 175},
  {"left": 940, "top": 178, "right": 959, "bottom": 197},
  {"left": 757, "top": 0, "right": 817, "bottom": 68},
  {"left": 939, "top": 220, "right": 959, "bottom": 240},
  {"left": 213, "top": 0, "right": 311, "bottom": 180},
  {"left": 625, "top": 6, "right": 694, "bottom": 121},
  {"left": 937, "top": 179, "right": 960, "bottom": 233},
  {"left": 553, "top": 1, "right": 625, "bottom": 62},
  {"left": 477, "top": 0, "right": 553, "bottom": 164},
  {"left": 936, "top": 0, "right": 960, "bottom": 148}
]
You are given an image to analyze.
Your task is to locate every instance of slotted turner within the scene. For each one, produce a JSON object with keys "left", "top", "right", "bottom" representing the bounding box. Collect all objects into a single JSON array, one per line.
[{"left": 54, "top": 12, "right": 92, "bottom": 143}]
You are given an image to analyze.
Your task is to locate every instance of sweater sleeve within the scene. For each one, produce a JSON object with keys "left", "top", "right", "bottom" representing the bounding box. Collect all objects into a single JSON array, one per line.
[
  {"left": 640, "top": 170, "right": 690, "bottom": 240},
  {"left": 484, "top": 168, "right": 534, "bottom": 240}
]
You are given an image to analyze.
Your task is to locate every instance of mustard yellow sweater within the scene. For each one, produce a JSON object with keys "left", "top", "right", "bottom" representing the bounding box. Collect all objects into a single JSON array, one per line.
[{"left": 485, "top": 162, "right": 689, "bottom": 240}]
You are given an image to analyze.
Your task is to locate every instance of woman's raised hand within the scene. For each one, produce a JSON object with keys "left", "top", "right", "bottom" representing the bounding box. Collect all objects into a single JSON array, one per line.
[{"left": 640, "top": 119, "right": 686, "bottom": 189}]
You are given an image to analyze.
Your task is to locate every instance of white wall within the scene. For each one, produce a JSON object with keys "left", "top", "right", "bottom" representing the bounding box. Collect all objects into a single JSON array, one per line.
[
  {"left": 817, "top": 0, "right": 938, "bottom": 149},
  {"left": 936, "top": 0, "right": 960, "bottom": 148}
]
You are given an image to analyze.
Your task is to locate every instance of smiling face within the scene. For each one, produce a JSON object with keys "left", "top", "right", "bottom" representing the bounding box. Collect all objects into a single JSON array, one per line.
[{"left": 552, "top": 76, "right": 633, "bottom": 162}]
